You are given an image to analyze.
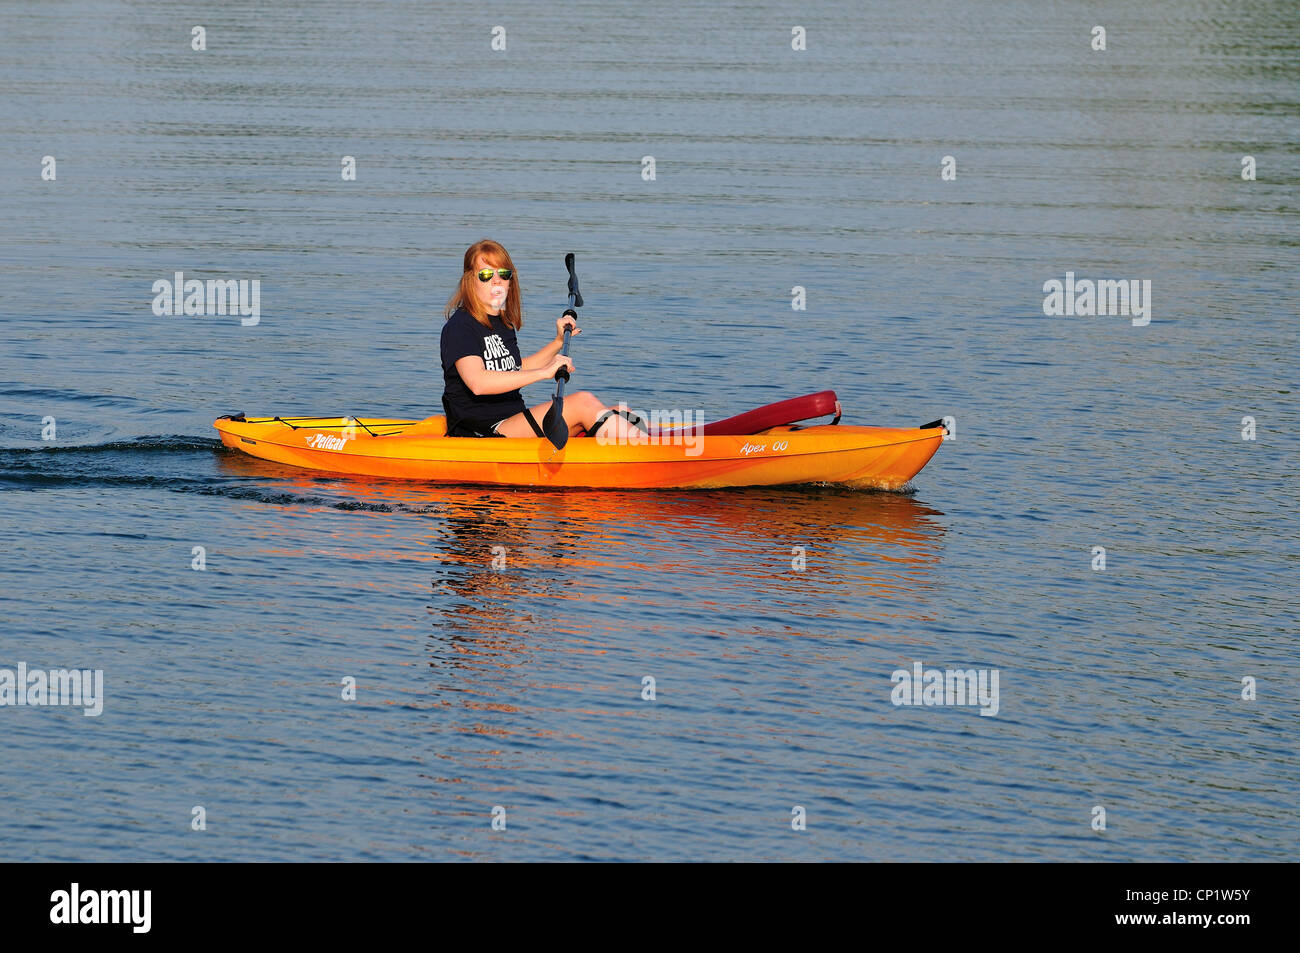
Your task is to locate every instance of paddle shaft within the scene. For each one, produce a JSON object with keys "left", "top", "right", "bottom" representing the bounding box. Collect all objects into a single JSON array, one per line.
[
  {"left": 553, "top": 308, "right": 576, "bottom": 388},
  {"left": 542, "top": 254, "right": 583, "bottom": 449}
]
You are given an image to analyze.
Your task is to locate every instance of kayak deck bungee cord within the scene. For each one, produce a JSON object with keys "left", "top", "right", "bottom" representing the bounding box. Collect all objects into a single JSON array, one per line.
[{"left": 213, "top": 392, "right": 947, "bottom": 490}]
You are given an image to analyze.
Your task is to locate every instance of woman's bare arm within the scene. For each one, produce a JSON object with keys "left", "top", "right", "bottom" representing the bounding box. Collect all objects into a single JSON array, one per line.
[
  {"left": 521, "top": 335, "right": 565, "bottom": 371},
  {"left": 455, "top": 354, "right": 568, "bottom": 396}
]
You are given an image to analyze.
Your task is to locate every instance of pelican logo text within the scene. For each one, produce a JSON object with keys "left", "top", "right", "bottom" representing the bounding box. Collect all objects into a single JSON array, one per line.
[{"left": 308, "top": 434, "right": 350, "bottom": 450}]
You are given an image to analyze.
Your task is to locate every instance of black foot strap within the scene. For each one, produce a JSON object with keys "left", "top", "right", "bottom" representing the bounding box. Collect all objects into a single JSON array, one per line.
[
  {"left": 523, "top": 406, "right": 546, "bottom": 438},
  {"left": 588, "top": 407, "right": 644, "bottom": 437}
]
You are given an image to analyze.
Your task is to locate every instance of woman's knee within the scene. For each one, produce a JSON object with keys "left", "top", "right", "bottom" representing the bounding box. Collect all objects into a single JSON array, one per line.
[{"left": 571, "top": 391, "right": 602, "bottom": 412}]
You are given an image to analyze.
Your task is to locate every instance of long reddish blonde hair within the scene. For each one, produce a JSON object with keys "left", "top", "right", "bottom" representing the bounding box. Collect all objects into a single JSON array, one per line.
[{"left": 444, "top": 239, "right": 522, "bottom": 330}]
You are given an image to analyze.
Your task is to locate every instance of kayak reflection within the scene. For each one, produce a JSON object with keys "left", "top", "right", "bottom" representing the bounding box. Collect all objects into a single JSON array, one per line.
[{"left": 215, "top": 447, "right": 946, "bottom": 635}]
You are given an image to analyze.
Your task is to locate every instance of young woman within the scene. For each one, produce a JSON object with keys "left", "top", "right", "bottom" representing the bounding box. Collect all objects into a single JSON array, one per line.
[{"left": 440, "top": 239, "right": 644, "bottom": 440}]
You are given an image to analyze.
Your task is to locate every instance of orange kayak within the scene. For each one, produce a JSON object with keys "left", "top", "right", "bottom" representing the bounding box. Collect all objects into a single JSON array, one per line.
[{"left": 212, "top": 407, "right": 946, "bottom": 491}]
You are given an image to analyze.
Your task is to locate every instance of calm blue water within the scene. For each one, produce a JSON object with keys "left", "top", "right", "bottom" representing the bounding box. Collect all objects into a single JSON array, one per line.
[{"left": 1, "top": 0, "right": 1296, "bottom": 861}]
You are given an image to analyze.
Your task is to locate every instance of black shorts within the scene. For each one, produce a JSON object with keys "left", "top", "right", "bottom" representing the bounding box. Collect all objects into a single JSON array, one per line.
[{"left": 447, "top": 407, "right": 546, "bottom": 439}]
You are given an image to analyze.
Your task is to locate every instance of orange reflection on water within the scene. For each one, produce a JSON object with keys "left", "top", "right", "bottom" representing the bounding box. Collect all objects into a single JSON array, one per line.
[
  {"left": 214, "top": 450, "right": 950, "bottom": 801},
  {"left": 217, "top": 450, "right": 947, "bottom": 635}
]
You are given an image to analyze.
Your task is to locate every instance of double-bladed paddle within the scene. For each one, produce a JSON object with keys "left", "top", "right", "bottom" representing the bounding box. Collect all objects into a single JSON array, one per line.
[{"left": 541, "top": 253, "right": 583, "bottom": 449}]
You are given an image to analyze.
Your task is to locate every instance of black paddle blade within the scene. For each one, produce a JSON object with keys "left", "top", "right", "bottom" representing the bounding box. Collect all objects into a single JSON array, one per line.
[
  {"left": 542, "top": 398, "right": 569, "bottom": 450},
  {"left": 565, "top": 252, "right": 583, "bottom": 308}
]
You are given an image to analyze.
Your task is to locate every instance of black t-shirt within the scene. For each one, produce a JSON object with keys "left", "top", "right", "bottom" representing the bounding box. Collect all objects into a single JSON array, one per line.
[{"left": 440, "top": 306, "right": 527, "bottom": 432}]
